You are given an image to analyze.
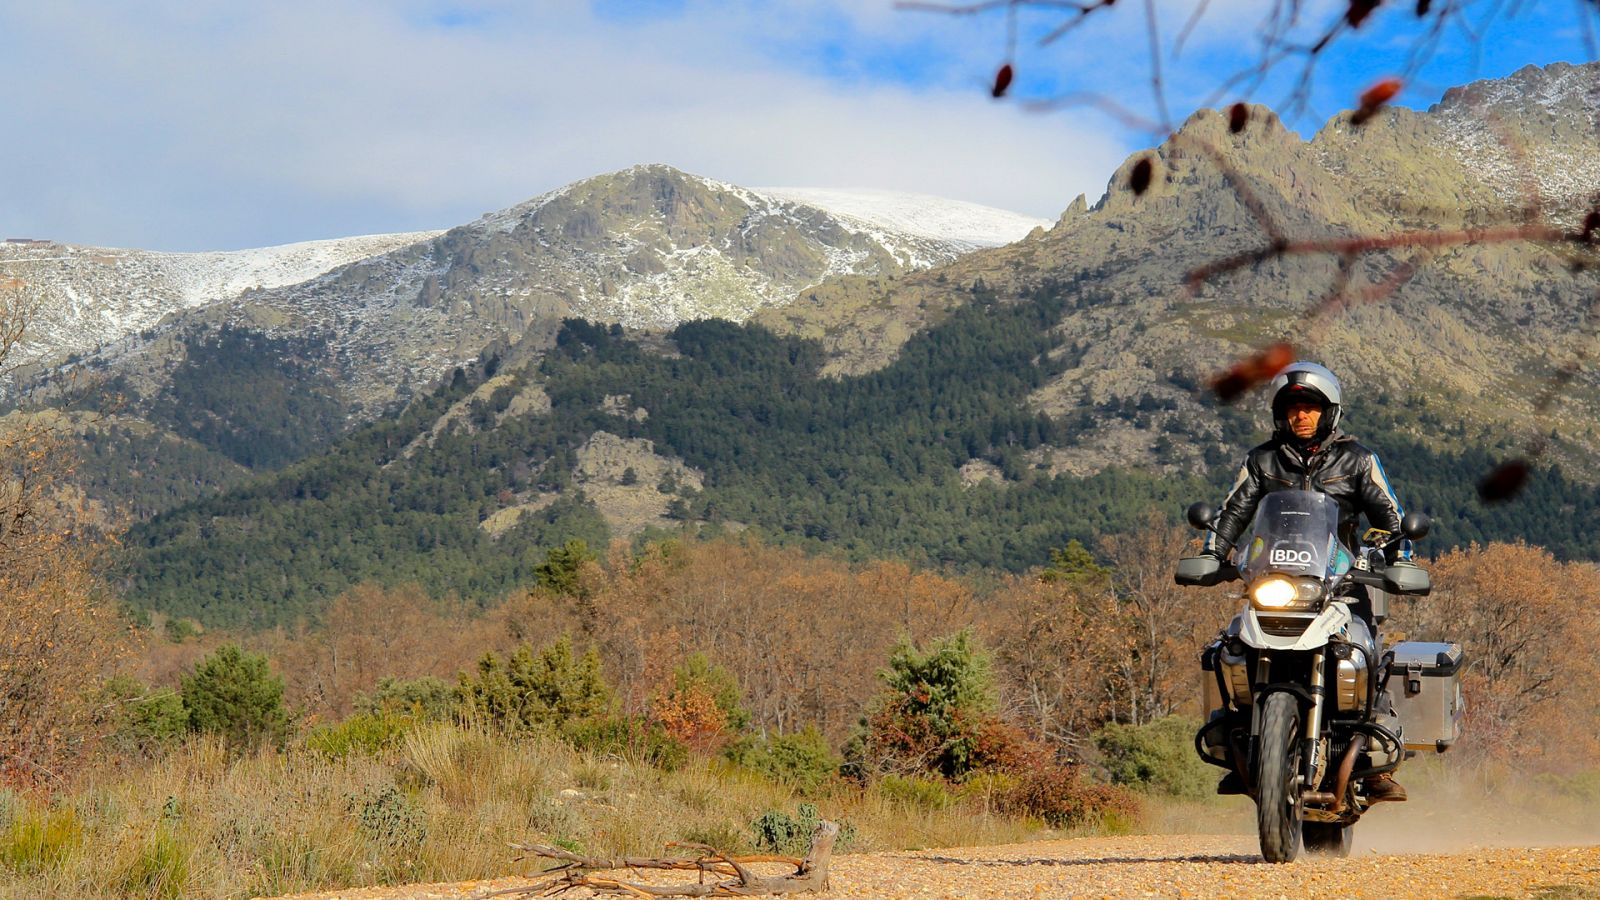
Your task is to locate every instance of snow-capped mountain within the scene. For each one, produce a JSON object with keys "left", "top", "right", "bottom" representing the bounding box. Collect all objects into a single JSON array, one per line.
[
  {"left": 754, "top": 187, "right": 1048, "bottom": 255},
  {"left": 1429, "top": 61, "right": 1600, "bottom": 221},
  {"left": 60, "top": 165, "right": 1042, "bottom": 418},
  {"left": 0, "top": 231, "right": 442, "bottom": 366}
]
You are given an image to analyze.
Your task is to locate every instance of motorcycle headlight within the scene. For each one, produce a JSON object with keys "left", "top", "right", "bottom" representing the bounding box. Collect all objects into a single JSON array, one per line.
[{"left": 1250, "top": 576, "right": 1324, "bottom": 611}]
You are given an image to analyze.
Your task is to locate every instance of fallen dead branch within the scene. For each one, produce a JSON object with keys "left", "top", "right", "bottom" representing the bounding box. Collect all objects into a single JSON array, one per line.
[{"left": 478, "top": 820, "right": 839, "bottom": 898}]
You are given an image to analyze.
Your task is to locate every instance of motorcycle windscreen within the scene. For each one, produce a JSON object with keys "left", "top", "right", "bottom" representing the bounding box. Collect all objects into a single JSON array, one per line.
[{"left": 1237, "top": 490, "right": 1344, "bottom": 581}]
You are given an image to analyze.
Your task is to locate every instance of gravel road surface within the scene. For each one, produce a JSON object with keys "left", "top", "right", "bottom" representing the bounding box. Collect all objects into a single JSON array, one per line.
[{"left": 269, "top": 834, "right": 1600, "bottom": 899}]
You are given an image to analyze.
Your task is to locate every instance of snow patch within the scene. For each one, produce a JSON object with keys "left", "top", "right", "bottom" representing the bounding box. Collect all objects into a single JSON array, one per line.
[{"left": 754, "top": 187, "right": 1048, "bottom": 248}]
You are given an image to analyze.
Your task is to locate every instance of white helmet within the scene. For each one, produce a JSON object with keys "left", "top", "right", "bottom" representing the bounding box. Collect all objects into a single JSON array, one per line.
[{"left": 1269, "top": 362, "right": 1342, "bottom": 443}]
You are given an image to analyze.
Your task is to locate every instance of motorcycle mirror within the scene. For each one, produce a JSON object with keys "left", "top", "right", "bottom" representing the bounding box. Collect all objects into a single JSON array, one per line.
[
  {"left": 1186, "top": 501, "right": 1217, "bottom": 531},
  {"left": 1401, "top": 511, "right": 1431, "bottom": 541}
]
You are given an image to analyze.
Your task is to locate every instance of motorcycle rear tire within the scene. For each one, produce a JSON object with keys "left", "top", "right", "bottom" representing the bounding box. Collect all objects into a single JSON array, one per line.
[
  {"left": 1257, "top": 692, "right": 1303, "bottom": 863},
  {"left": 1302, "top": 821, "right": 1353, "bottom": 857}
]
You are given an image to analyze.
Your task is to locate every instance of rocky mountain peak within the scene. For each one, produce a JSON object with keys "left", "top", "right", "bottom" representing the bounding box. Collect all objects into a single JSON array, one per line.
[
  {"left": 39, "top": 165, "right": 1044, "bottom": 422},
  {"left": 1433, "top": 60, "right": 1600, "bottom": 118}
]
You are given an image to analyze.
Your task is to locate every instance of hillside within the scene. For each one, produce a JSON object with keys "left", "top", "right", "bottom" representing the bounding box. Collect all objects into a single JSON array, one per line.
[
  {"left": 0, "top": 230, "right": 441, "bottom": 369},
  {"left": 65, "top": 62, "right": 1600, "bottom": 625},
  {"left": 17, "top": 168, "right": 1043, "bottom": 521},
  {"left": 123, "top": 305, "right": 1600, "bottom": 628},
  {"left": 756, "top": 61, "right": 1600, "bottom": 476}
]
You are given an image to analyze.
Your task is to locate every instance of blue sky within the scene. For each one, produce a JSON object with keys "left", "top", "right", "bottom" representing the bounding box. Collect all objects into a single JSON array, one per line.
[{"left": 0, "top": 1, "right": 1591, "bottom": 250}]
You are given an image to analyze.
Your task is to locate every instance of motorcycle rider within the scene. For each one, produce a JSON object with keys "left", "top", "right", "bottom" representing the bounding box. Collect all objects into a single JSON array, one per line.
[{"left": 1202, "top": 361, "right": 1412, "bottom": 803}]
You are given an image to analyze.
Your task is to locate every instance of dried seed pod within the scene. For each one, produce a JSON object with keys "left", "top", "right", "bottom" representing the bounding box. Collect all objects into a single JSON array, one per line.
[
  {"left": 1478, "top": 459, "right": 1530, "bottom": 503},
  {"left": 1351, "top": 77, "right": 1402, "bottom": 126},
  {"left": 1582, "top": 210, "right": 1600, "bottom": 243},
  {"left": 1211, "top": 342, "right": 1296, "bottom": 403},
  {"left": 992, "top": 63, "right": 1014, "bottom": 99},
  {"left": 1345, "top": 0, "right": 1381, "bottom": 27},
  {"left": 1228, "top": 103, "right": 1249, "bottom": 134},
  {"left": 1129, "top": 157, "right": 1153, "bottom": 195},
  {"left": 1415, "top": 0, "right": 1431, "bottom": 14}
]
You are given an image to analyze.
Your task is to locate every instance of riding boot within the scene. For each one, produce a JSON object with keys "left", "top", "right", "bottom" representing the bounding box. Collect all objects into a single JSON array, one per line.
[{"left": 1363, "top": 772, "right": 1407, "bottom": 803}]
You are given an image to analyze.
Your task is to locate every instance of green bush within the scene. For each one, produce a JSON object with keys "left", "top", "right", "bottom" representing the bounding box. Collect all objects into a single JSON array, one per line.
[
  {"left": 351, "top": 786, "right": 427, "bottom": 851},
  {"left": 100, "top": 675, "right": 190, "bottom": 758},
  {"left": 526, "top": 797, "right": 581, "bottom": 840},
  {"left": 560, "top": 716, "right": 688, "bottom": 771},
  {"left": 358, "top": 676, "right": 460, "bottom": 721},
  {"left": 306, "top": 713, "right": 417, "bottom": 758},
  {"left": 181, "top": 644, "right": 293, "bottom": 750},
  {"left": 1094, "top": 716, "right": 1212, "bottom": 799},
  {"left": 730, "top": 727, "right": 839, "bottom": 793},
  {"left": 875, "top": 774, "right": 955, "bottom": 811},
  {"left": 750, "top": 803, "right": 853, "bottom": 856},
  {"left": 856, "top": 630, "right": 999, "bottom": 779},
  {"left": 460, "top": 636, "right": 611, "bottom": 732},
  {"left": 118, "top": 825, "right": 189, "bottom": 900},
  {"left": 0, "top": 807, "right": 81, "bottom": 875}
]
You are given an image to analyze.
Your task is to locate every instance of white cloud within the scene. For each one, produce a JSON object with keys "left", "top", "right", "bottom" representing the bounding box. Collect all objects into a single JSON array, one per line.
[{"left": 0, "top": 1, "right": 1129, "bottom": 250}]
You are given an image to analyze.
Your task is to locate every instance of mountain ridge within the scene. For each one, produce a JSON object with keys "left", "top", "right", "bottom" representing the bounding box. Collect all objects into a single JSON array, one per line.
[
  {"left": 757, "top": 61, "right": 1600, "bottom": 475},
  {"left": 26, "top": 165, "right": 1044, "bottom": 422}
]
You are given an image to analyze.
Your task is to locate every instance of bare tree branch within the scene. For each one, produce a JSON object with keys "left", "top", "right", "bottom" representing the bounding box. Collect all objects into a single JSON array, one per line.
[{"left": 480, "top": 822, "right": 840, "bottom": 898}]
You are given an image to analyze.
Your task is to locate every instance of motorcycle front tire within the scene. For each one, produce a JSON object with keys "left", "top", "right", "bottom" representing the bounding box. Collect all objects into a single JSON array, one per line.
[
  {"left": 1256, "top": 691, "right": 1303, "bottom": 863},
  {"left": 1303, "top": 821, "right": 1353, "bottom": 857}
]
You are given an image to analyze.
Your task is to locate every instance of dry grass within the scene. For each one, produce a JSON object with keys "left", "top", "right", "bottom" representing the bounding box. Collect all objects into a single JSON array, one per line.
[{"left": 0, "top": 724, "right": 1051, "bottom": 898}]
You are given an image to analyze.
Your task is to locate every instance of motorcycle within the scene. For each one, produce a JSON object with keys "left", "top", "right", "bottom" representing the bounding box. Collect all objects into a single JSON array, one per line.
[{"left": 1174, "top": 491, "right": 1461, "bottom": 862}]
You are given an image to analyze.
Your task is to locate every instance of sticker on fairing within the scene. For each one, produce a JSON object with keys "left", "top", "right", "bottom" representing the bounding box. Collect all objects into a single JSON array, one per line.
[
  {"left": 1267, "top": 540, "right": 1319, "bottom": 570},
  {"left": 1247, "top": 537, "right": 1265, "bottom": 564}
]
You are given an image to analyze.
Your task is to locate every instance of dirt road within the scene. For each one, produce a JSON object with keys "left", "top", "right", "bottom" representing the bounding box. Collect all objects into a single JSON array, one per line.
[{"left": 273, "top": 835, "right": 1600, "bottom": 899}]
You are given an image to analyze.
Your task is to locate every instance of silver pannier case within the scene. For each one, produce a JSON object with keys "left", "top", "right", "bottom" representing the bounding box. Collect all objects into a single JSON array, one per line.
[{"left": 1388, "top": 641, "right": 1465, "bottom": 752}]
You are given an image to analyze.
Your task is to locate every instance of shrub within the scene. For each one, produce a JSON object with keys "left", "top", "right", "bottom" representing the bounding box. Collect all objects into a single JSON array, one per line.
[
  {"left": 357, "top": 676, "right": 460, "bottom": 721},
  {"left": 876, "top": 774, "right": 955, "bottom": 810},
  {"left": 856, "top": 630, "right": 1000, "bottom": 779},
  {"left": 653, "top": 682, "right": 729, "bottom": 754},
  {"left": 998, "top": 762, "right": 1140, "bottom": 830},
  {"left": 653, "top": 653, "right": 751, "bottom": 753},
  {"left": 527, "top": 797, "right": 581, "bottom": 839},
  {"left": 750, "top": 803, "right": 853, "bottom": 856},
  {"left": 306, "top": 712, "right": 416, "bottom": 758},
  {"left": 460, "top": 636, "right": 611, "bottom": 732},
  {"left": 956, "top": 770, "right": 1021, "bottom": 810},
  {"left": 560, "top": 716, "right": 688, "bottom": 771},
  {"left": 118, "top": 825, "right": 189, "bottom": 900},
  {"left": 0, "top": 806, "right": 81, "bottom": 875},
  {"left": 181, "top": 644, "right": 292, "bottom": 750},
  {"left": 1094, "top": 716, "right": 1213, "bottom": 799},
  {"left": 733, "top": 727, "right": 839, "bottom": 793},
  {"left": 351, "top": 786, "right": 428, "bottom": 851},
  {"left": 163, "top": 617, "right": 202, "bottom": 644},
  {"left": 100, "top": 675, "right": 190, "bottom": 758}
]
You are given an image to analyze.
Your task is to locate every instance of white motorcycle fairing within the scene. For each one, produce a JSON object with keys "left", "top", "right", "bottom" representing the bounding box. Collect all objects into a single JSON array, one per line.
[{"left": 1240, "top": 601, "right": 1353, "bottom": 651}]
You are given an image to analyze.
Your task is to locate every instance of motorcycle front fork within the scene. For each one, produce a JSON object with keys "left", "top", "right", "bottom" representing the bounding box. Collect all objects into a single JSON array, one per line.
[
  {"left": 1302, "top": 650, "right": 1326, "bottom": 788},
  {"left": 1252, "top": 650, "right": 1328, "bottom": 791}
]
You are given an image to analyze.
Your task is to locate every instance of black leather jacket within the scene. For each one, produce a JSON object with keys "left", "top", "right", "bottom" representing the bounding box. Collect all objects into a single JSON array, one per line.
[{"left": 1205, "top": 431, "right": 1411, "bottom": 561}]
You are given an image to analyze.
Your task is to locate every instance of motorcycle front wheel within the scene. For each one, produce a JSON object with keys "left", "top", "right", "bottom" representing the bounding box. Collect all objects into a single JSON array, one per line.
[
  {"left": 1256, "top": 691, "right": 1303, "bottom": 863},
  {"left": 1303, "top": 821, "right": 1353, "bottom": 857}
]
